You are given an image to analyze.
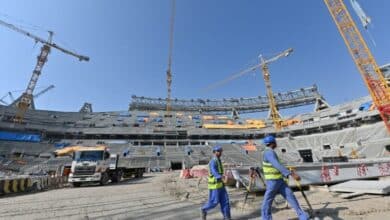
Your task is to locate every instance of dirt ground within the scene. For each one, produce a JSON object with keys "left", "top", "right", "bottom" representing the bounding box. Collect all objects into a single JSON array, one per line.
[{"left": 162, "top": 172, "right": 390, "bottom": 220}]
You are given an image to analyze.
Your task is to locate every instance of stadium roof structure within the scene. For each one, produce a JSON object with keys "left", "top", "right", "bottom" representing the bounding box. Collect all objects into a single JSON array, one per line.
[{"left": 129, "top": 85, "right": 327, "bottom": 114}]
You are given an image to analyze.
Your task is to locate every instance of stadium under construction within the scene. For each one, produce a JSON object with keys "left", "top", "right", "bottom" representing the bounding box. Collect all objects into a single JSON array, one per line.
[
  {"left": 0, "top": 65, "right": 389, "bottom": 178},
  {"left": 1, "top": 0, "right": 390, "bottom": 219}
]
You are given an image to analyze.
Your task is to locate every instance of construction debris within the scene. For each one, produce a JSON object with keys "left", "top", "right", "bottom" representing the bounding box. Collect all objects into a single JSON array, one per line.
[{"left": 330, "top": 180, "right": 390, "bottom": 195}]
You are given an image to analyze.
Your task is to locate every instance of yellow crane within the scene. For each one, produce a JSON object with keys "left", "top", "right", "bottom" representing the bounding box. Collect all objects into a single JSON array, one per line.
[
  {"left": 0, "top": 19, "right": 89, "bottom": 123},
  {"left": 259, "top": 48, "right": 293, "bottom": 130},
  {"left": 324, "top": 0, "right": 390, "bottom": 134},
  {"left": 204, "top": 48, "right": 293, "bottom": 130}
]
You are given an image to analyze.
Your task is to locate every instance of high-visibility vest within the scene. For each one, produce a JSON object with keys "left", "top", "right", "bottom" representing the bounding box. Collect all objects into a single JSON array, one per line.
[
  {"left": 262, "top": 148, "right": 283, "bottom": 180},
  {"left": 207, "top": 157, "right": 224, "bottom": 190}
]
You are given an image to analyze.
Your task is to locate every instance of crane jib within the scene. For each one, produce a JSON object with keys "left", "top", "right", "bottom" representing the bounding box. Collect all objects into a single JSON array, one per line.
[{"left": 0, "top": 19, "right": 89, "bottom": 62}]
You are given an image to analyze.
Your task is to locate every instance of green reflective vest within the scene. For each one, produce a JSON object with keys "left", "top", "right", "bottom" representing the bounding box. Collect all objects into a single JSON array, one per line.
[
  {"left": 208, "top": 158, "right": 224, "bottom": 190},
  {"left": 262, "top": 148, "right": 283, "bottom": 180}
]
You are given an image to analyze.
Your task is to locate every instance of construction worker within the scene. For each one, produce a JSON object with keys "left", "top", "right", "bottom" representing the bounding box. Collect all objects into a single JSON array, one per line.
[
  {"left": 201, "top": 145, "right": 231, "bottom": 220},
  {"left": 261, "top": 135, "right": 309, "bottom": 220}
]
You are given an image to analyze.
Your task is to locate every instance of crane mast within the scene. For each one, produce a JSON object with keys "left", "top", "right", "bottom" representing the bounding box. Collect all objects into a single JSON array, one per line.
[
  {"left": 324, "top": 0, "right": 390, "bottom": 134},
  {"left": 166, "top": 0, "right": 176, "bottom": 115},
  {"left": 259, "top": 48, "right": 293, "bottom": 131},
  {"left": 261, "top": 61, "right": 282, "bottom": 130},
  {"left": 0, "top": 19, "right": 89, "bottom": 123},
  {"left": 14, "top": 33, "right": 52, "bottom": 122}
]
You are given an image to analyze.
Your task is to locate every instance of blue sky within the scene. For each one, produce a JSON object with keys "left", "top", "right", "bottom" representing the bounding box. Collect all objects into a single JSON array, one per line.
[{"left": 0, "top": 0, "right": 389, "bottom": 115}]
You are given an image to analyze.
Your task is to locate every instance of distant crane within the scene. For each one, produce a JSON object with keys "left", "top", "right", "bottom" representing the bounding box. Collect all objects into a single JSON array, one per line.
[
  {"left": 0, "top": 94, "right": 8, "bottom": 105},
  {"left": 0, "top": 85, "right": 55, "bottom": 109},
  {"left": 0, "top": 91, "right": 19, "bottom": 105},
  {"left": 259, "top": 48, "right": 293, "bottom": 130},
  {"left": 324, "top": 0, "right": 390, "bottom": 134},
  {"left": 204, "top": 48, "right": 293, "bottom": 130},
  {"left": 32, "top": 85, "right": 55, "bottom": 100},
  {"left": 165, "top": 0, "right": 176, "bottom": 116},
  {"left": 8, "top": 92, "right": 15, "bottom": 104},
  {"left": 0, "top": 19, "right": 89, "bottom": 123},
  {"left": 10, "top": 85, "right": 55, "bottom": 109}
]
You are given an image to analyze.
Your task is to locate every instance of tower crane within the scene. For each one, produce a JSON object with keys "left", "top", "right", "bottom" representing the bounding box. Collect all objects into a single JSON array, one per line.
[
  {"left": 8, "top": 92, "right": 15, "bottom": 103},
  {"left": 324, "top": 0, "right": 390, "bottom": 134},
  {"left": 0, "top": 94, "right": 8, "bottom": 105},
  {"left": 0, "top": 85, "right": 54, "bottom": 107},
  {"left": 204, "top": 48, "right": 293, "bottom": 130},
  {"left": 0, "top": 19, "right": 89, "bottom": 123},
  {"left": 9, "top": 85, "right": 55, "bottom": 109},
  {"left": 165, "top": 0, "right": 176, "bottom": 116},
  {"left": 259, "top": 48, "right": 293, "bottom": 130}
]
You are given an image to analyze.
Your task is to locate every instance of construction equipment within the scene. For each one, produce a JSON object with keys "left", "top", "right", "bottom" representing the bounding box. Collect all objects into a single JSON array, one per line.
[
  {"left": 288, "top": 167, "right": 315, "bottom": 217},
  {"left": 0, "top": 92, "right": 17, "bottom": 105},
  {"left": 0, "top": 94, "right": 9, "bottom": 105},
  {"left": 9, "top": 85, "right": 55, "bottom": 109},
  {"left": 0, "top": 85, "right": 54, "bottom": 108},
  {"left": 349, "top": 0, "right": 371, "bottom": 29},
  {"left": 32, "top": 85, "right": 55, "bottom": 99},
  {"left": 294, "top": 178, "right": 315, "bottom": 218},
  {"left": 0, "top": 19, "right": 89, "bottom": 123},
  {"left": 55, "top": 145, "right": 145, "bottom": 187},
  {"left": 241, "top": 167, "right": 266, "bottom": 211},
  {"left": 259, "top": 48, "right": 293, "bottom": 130},
  {"left": 324, "top": 0, "right": 390, "bottom": 135},
  {"left": 8, "top": 92, "right": 15, "bottom": 103},
  {"left": 79, "top": 102, "right": 93, "bottom": 113},
  {"left": 165, "top": 0, "right": 176, "bottom": 115},
  {"left": 204, "top": 48, "right": 293, "bottom": 130}
]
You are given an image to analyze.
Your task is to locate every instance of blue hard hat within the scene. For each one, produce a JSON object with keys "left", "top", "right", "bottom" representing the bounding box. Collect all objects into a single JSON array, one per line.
[
  {"left": 213, "top": 145, "right": 223, "bottom": 152},
  {"left": 263, "top": 135, "right": 276, "bottom": 145}
]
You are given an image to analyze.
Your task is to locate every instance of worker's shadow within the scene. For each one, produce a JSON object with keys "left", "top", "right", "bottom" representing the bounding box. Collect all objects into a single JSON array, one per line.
[
  {"left": 237, "top": 202, "right": 348, "bottom": 220},
  {"left": 311, "top": 202, "right": 348, "bottom": 220}
]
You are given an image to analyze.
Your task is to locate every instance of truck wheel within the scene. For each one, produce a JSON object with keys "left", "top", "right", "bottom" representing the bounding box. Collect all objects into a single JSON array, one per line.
[
  {"left": 100, "top": 172, "right": 109, "bottom": 186},
  {"left": 111, "top": 171, "right": 123, "bottom": 183},
  {"left": 72, "top": 182, "right": 81, "bottom": 187},
  {"left": 135, "top": 169, "right": 144, "bottom": 178}
]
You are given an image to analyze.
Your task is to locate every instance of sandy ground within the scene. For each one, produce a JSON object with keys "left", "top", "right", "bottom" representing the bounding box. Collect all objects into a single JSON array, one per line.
[
  {"left": 162, "top": 172, "right": 390, "bottom": 220},
  {"left": 0, "top": 174, "right": 201, "bottom": 220},
  {"left": 0, "top": 173, "right": 389, "bottom": 220}
]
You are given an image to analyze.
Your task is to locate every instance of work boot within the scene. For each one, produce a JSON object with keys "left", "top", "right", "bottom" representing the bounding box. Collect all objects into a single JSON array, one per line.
[{"left": 200, "top": 208, "right": 207, "bottom": 220}]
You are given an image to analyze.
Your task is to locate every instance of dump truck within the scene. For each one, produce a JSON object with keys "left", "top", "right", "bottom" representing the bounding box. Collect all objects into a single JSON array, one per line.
[{"left": 55, "top": 145, "right": 145, "bottom": 187}]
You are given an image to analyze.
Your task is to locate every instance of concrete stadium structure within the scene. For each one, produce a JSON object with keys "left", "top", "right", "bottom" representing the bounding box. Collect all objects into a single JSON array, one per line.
[
  {"left": 0, "top": 94, "right": 389, "bottom": 175},
  {"left": 0, "top": 65, "right": 389, "bottom": 178}
]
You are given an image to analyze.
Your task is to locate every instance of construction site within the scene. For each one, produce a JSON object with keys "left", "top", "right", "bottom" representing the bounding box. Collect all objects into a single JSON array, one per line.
[{"left": 1, "top": 0, "right": 390, "bottom": 219}]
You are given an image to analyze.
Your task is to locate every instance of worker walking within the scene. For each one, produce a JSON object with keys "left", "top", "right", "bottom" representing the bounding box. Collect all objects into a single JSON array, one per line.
[
  {"left": 201, "top": 145, "right": 231, "bottom": 220},
  {"left": 261, "top": 135, "right": 309, "bottom": 220}
]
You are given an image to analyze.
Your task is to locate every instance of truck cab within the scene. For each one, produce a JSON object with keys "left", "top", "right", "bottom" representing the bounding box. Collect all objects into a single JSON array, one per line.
[
  {"left": 55, "top": 145, "right": 145, "bottom": 187},
  {"left": 67, "top": 146, "right": 111, "bottom": 187}
]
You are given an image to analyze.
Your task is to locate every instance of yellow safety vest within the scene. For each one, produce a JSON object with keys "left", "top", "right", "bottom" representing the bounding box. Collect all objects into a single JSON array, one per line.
[
  {"left": 262, "top": 148, "right": 283, "bottom": 180},
  {"left": 208, "top": 158, "right": 224, "bottom": 190}
]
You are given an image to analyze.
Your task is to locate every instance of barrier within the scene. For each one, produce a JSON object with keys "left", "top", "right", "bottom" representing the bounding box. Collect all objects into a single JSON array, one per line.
[
  {"left": 0, "top": 176, "right": 68, "bottom": 196},
  {"left": 0, "top": 178, "right": 30, "bottom": 195}
]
